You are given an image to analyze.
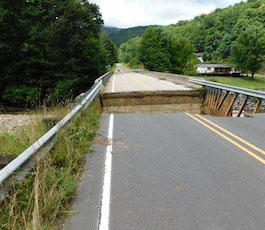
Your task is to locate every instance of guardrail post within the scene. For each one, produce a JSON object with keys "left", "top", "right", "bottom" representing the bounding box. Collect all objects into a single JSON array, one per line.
[
  {"left": 210, "top": 89, "right": 215, "bottom": 109},
  {"left": 207, "top": 88, "right": 213, "bottom": 107},
  {"left": 204, "top": 87, "right": 210, "bottom": 105},
  {"left": 214, "top": 89, "right": 222, "bottom": 111},
  {"left": 210, "top": 88, "right": 216, "bottom": 108},
  {"left": 237, "top": 96, "right": 249, "bottom": 117},
  {"left": 225, "top": 93, "right": 238, "bottom": 117},
  {"left": 253, "top": 99, "right": 262, "bottom": 114},
  {"left": 206, "top": 88, "right": 211, "bottom": 106},
  {"left": 217, "top": 91, "right": 229, "bottom": 110}
]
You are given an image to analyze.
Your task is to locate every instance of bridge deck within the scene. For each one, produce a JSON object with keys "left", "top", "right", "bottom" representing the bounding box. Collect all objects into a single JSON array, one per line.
[{"left": 104, "top": 64, "right": 191, "bottom": 93}]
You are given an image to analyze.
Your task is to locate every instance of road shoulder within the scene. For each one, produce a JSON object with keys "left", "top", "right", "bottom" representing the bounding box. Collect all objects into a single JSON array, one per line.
[{"left": 63, "top": 114, "right": 110, "bottom": 230}]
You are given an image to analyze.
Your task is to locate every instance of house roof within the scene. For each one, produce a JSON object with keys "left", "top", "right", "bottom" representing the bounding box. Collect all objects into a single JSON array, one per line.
[{"left": 197, "top": 64, "right": 233, "bottom": 68}]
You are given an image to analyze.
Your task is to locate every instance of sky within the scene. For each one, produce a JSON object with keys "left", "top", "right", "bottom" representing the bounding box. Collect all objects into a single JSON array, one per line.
[{"left": 90, "top": 0, "right": 246, "bottom": 28}]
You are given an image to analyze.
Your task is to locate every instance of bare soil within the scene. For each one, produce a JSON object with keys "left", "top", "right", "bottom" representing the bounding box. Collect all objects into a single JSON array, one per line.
[{"left": 0, "top": 114, "right": 36, "bottom": 133}]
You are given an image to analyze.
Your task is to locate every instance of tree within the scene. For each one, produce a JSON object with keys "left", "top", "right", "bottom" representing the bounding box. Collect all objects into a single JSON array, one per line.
[
  {"left": 118, "top": 37, "right": 140, "bottom": 63},
  {"left": 137, "top": 27, "right": 194, "bottom": 74},
  {"left": 138, "top": 27, "right": 172, "bottom": 72},
  {"left": 0, "top": 0, "right": 107, "bottom": 106},
  {"left": 168, "top": 36, "right": 194, "bottom": 74},
  {"left": 101, "top": 33, "right": 118, "bottom": 66},
  {"left": 231, "top": 23, "right": 265, "bottom": 78}
]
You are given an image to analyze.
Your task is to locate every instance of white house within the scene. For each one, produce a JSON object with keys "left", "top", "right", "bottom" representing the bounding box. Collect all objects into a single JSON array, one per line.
[{"left": 197, "top": 64, "right": 241, "bottom": 76}]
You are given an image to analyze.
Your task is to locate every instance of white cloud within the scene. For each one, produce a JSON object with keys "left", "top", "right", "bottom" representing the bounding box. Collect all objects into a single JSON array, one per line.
[{"left": 91, "top": 0, "right": 246, "bottom": 28}]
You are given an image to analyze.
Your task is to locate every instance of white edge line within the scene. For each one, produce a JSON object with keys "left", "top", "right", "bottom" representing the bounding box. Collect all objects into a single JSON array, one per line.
[
  {"left": 99, "top": 69, "right": 115, "bottom": 230},
  {"left": 98, "top": 114, "right": 114, "bottom": 230}
]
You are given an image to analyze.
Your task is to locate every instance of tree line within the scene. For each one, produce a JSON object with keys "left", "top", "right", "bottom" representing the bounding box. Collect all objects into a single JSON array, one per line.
[
  {"left": 0, "top": 0, "right": 117, "bottom": 107},
  {"left": 108, "top": 26, "right": 152, "bottom": 47},
  {"left": 118, "top": 0, "right": 265, "bottom": 77},
  {"left": 118, "top": 28, "right": 198, "bottom": 75}
]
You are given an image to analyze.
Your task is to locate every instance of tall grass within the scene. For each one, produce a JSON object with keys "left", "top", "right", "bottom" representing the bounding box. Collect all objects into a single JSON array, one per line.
[
  {"left": 0, "top": 105, "right": 71, "bottom": 156},
  {"left": 0, "top": 104, "right": 100, "bottom": 229}
]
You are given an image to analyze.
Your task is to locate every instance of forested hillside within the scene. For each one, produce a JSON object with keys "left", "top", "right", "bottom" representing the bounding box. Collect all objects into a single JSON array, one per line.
[
  {"left": 109, "top": 26, "right": 154, "bottom": 47},
  {"left": 0, "top": 0, "right": 117, "bottom": 107},
  {"left": 101, "top": 26, "right": 120, "bottom": 35},
  {"left": 119, "top": 0, "right": 265, "bottom": 76},
  {"left": 165, "top": 0, "right": 265, "bottom": 61}
]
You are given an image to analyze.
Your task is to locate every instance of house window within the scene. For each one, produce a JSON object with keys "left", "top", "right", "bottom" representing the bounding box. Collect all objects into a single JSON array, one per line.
[{"left": 207, "top": 67, "right": 211, "bottom": 70}]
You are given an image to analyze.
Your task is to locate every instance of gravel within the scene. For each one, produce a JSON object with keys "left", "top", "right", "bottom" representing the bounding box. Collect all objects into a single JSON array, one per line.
[{"left": 0, "top": 114, "right": 36, "bottom": 133}]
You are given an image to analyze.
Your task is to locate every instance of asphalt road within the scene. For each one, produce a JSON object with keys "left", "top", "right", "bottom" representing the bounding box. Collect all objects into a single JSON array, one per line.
[
  {"left": 104, "top": 64, "right": 191, "bottom": 92},
  {"left": 64, "top": 112, "right": 265, "bottom": 230}
]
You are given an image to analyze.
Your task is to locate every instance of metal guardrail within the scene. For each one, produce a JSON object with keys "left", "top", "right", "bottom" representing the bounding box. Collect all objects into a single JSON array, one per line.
[
  {"left": 189, "top": 78, "right": 265, "bottom": 99},
  {"left": 0, "top": 71, "right": 113, "bottom": 200}
]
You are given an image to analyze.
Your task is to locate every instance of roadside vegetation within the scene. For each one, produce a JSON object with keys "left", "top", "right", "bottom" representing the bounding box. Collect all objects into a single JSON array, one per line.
[
  {"left": 201, "top": 76, "right": 265, "bottom": 90},
  {"left": 0, "top": 105, "right": 71, "bottom": 156},
  {"left": 111, "top": 63, "right": 117, "bottom": 72},
  {"left": 0, "top": 104, "right": 100, "bottom": 230}
]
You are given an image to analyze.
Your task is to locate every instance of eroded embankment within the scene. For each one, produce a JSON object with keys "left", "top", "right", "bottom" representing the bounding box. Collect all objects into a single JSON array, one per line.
[{"left": 101, "top": 90, "right": 205, "bottom": 114}]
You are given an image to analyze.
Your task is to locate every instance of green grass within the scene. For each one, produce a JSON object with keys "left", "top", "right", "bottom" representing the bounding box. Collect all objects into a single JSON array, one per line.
[
  {"left": 158, "top": 77, "right": 166, "bottom": 81},
  {"left": 198, "top": 76, "right": 265, "bottom": 90},
  {"left": 0, "top": 104, "right": 100, "bottom": 230}
]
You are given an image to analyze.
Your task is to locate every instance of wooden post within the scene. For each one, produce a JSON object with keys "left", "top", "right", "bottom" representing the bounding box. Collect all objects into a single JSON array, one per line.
[
  {"left": 225, "top": 93, "right": 238, "bottom": 117},
  {"left": 237, "top": 96, "right": 249, "bottom": 117},
  {"left": 217, "top": 91, "right": 229, "bottom": 110},
  {"left": 206, "top": 88, "right": 211, "bottom": 106},
  {"left": 207, "top": 88, "right": 212, "bottom": 106},
  {"left": 204, "top": 87, "right": 210, "bottom": 105},
  {"left": 253, "top": 99, "right": 262, "bottom": 114},
  {"left": 210, "top": 89, "right": 217, "bottom": 109},
  {"left": 214, "top": 90, "right": 222, "bottom": 111}
]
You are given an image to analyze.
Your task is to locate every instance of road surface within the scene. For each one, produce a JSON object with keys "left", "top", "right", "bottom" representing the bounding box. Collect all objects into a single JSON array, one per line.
[
  {"left": 63, "top": 65, "right": 265, "bottom": 230},
  {"left": 64, "top": 112, "right": 265, "bottom": 230},
  {"left": 104, "top": 64, "right": 191, "bottom": 92}
]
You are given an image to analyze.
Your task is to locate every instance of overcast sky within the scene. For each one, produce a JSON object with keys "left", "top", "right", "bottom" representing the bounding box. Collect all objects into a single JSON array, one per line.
[{"left": 90, "top": 0, "right": 245, "bottom": 28}]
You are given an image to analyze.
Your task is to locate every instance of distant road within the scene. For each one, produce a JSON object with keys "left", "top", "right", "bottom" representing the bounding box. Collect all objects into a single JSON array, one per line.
[{"left": 104, "top": 63, "right": 191, "bottom": 93}]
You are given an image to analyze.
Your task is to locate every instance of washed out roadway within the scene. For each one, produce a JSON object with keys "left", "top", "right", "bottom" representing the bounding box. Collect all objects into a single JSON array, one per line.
[{"left": 64, "top": 113, "right": 265, "bottom": 230}]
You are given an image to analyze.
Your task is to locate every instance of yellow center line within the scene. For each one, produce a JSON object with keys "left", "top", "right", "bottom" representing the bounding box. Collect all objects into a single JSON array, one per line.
[
  {"left": 185, "top": 113, "right": 265, "bottom": 165},
  {"left": 128, "top": 75, "right": 154, "bottom": 90},
  {"left": 195, "top": 114, "right": 265, "bottom": 156}
]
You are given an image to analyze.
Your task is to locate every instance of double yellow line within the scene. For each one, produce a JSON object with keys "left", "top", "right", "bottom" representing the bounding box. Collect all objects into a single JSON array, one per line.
[
  {"left": 128, "top": 75, "right": 154, "bottom": 91},
  {"left": 186, "top": 113, "right": 265, "bottom": 165}
]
